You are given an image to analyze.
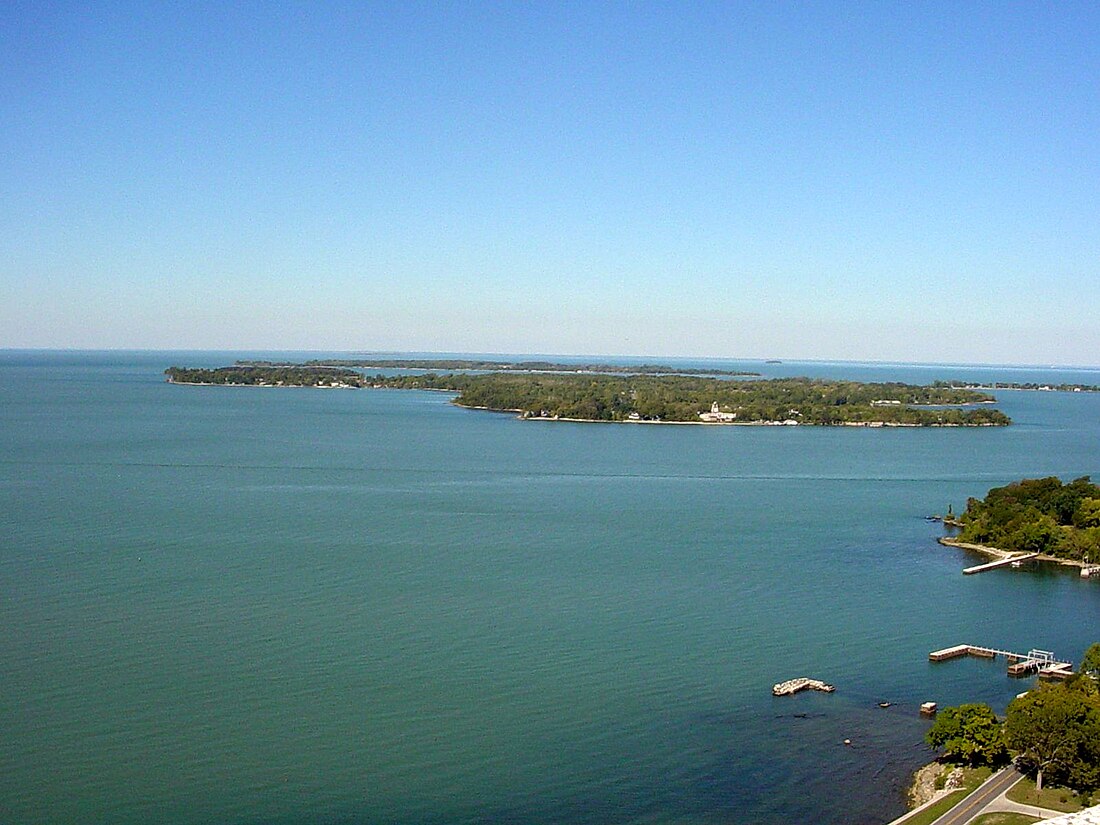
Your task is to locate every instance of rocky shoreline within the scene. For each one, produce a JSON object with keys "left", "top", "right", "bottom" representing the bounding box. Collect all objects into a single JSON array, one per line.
[
  {"left": 939, "top": 536, "right": 1094, "bottom": 570},
  {"left": 906, "top": 762, "right": 966, "bottom": 809}
]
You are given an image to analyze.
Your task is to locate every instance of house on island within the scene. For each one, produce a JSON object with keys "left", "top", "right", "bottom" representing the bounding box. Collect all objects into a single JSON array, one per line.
[{"left": 699, "top": 401, "right": 737, "bottom": 423}]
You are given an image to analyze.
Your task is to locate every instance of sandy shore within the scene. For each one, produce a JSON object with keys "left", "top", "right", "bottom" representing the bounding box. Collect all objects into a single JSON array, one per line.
[{"left": 939, "top": 536, "right": 1093, "bottom": 569}]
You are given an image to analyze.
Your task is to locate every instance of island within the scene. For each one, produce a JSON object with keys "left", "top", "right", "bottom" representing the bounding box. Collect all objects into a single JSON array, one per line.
[
  {"left": 933, "top": 379, "right": 1100, "bottom": 393},
  {"left": 236, "top": 358, "right": 761, "bottom": 377},
  {"left": 165, "top": 365, "right": 362, "bottom": 388},
  {"left": 944, "top": 476, "right": 1100, "bottom": 564},
  {"left": 166, "top": 365, "right": 1011, "bottom": 427}
]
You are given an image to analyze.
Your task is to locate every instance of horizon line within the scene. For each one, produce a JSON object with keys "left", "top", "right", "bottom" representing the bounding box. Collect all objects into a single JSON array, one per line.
[{"left": 3, "top": 347, "right": 1100, "bottom": 372}]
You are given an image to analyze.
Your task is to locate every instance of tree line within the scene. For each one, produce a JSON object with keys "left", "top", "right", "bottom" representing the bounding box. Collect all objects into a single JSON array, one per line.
[
  {"left": 933, "top": 380, "right": 1100, "bottom": 393},
  {"left": 165, "top": 366, "right": 363, "bottom": 387},
  {"left": 237, "top": 358, "right": 760, "bottom": 376}
]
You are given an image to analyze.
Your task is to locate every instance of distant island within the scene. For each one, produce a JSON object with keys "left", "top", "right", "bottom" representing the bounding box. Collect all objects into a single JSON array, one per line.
[
  {"left": 166, "top": 365, "right": 1011, "bottom": 427},
  {"left": 236, "top": 358, "right": 761, "bottom": 377},
  {"left": 933, "top": 379, "right": 1100, "bottom": 393},
  {"left": 167, "top": 365, "right": 363, "bottom": 388},
  {"left": 945, "top": 476, "right": 1100, "bottom": 564}
]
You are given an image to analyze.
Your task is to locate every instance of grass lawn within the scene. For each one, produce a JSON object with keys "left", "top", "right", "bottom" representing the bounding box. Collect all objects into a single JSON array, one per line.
[
  {"left": 961, "top": 767, "right": 994, "bottom": 790},
  {"left": 899, "top": 790, "right": 969, "bottom": 825},
  {"left": 1006, "top": 777, "right": 1089, "bottom": 813},
  {"left": 969, "top": 814, "right": 1041, "bottom": 825}
]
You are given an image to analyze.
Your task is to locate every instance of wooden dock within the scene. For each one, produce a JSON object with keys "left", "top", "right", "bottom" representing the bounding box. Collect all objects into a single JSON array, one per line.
[
  {"left": 928, "top": 644, "right": 971, "bottom": 661},
  {"left": 963, "top": 552, "right": 1039, "bottom": 574},
  {"left": 1038, "top": 662, "right": 1074, "bottom": 680},
  {"left": 1007, "top": 658, "right": 1044, "bottom": 676},
  {"left": 929, "top": 644, "right": 1073, "bottom": 678}
]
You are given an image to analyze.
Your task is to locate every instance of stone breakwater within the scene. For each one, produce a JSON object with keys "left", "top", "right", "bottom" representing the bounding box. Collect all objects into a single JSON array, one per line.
[{"left": 772, "top": 677, "right": 835, "bottom": 696}]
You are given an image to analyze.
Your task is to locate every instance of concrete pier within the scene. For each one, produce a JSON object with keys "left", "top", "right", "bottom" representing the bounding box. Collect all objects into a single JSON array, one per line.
[{"left": 963, "top": 552, "right": 1039, "bottom": 574}]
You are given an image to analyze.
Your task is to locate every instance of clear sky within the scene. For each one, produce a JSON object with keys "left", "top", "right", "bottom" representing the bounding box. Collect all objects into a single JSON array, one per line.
[{"left": 2, "top": 2, "right": 1098, "bottom": 364}]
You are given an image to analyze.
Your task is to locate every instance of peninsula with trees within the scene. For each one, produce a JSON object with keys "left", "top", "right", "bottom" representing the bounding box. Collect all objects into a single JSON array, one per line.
[
  {"left": 944, "top": 476, "right": 1100, "bottom": 563},
  {"left": 166, "top": 364, "right": 1011, "bottom": 427}
]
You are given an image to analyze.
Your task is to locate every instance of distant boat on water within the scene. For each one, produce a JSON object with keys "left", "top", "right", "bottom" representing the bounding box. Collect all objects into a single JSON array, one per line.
[{"left": 765, "top": 359, "right": 783, "bottom": 364}]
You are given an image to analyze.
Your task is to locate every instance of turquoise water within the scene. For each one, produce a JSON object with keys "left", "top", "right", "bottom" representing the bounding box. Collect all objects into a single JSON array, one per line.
[{"left": 2, "top": 351, "right": 1098, "bottom": 825}]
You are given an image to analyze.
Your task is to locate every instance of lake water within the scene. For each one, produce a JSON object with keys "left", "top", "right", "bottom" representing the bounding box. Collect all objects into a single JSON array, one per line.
[{"left": 2, "top": 351, "right": 1099, "bottom": 825}]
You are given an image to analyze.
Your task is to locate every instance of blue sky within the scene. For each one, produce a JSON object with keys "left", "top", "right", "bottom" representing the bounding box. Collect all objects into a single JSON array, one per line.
[{"left": 2, "top": 2, "right": 1098, "bottom": 363}]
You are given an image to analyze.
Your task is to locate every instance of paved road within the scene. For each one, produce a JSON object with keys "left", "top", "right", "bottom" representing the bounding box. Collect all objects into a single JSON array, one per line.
[{"left": 928, "top": 766, "right": 1022, "bottom": 825}]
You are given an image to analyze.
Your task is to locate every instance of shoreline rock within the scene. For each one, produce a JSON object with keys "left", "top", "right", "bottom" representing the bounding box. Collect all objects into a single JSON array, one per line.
[
  {"left": 907, "top": 762, "right": 944, "bottom": 809},
  {"left": 906, "top": 763, "right": 965, "bottom": 809}
]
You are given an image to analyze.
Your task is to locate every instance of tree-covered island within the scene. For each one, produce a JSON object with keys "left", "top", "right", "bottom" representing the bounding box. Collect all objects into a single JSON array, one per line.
[
  {"left": 947, "top": 476, "right": 1100, "bottom": 562},
  {"left": 166, "top": 366, "right": 1010, "bottom": 427},
  {"left": 236, "top": 358, "right": 760, "bottom": 376},
  {"left": 166, "top": 365, "right": 362, "bottom": 387}
]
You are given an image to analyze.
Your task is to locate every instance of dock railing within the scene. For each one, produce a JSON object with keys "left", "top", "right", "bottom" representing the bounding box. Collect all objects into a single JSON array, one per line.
[{"left": 929, "top": 644, "right": 1072, "bottom": 676}]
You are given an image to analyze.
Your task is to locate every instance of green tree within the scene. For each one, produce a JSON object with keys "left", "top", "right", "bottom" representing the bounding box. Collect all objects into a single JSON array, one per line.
[
  {"left": 1009, "top": 514, "right": 1060, "bottom": 553},
  {"left": 1005, "top": 683, "right": 1100, "bottom": 791},
  {"left": 1080, "top": 643, "right": 1100, "bottom": 679},
  {"left": 1075, "top": 498, "right": 1100, "bottom": 529},
  {"left": 925, "top": 703, "right": 1008, "bottom": 766}
]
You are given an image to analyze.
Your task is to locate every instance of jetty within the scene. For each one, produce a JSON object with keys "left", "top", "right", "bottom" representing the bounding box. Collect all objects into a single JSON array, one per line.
[
  {"left": 772, "top": 677, "right": 835, "bottom": 696},
  {"left": 963, "top": 552, "right": 1038, "bottom": 574},
  {"left": 929, "top": 645, "right": 1073, "bottom": 678}
]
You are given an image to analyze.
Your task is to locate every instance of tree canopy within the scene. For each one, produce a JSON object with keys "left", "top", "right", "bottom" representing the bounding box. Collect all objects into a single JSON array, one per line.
[
  {"left": 925, "top": 703, "right": 1008, "bottom": 767},
  {"left": 1080, "top": 643, "right": 1100, "bottom": 679},
  {"left": 1004, "top": 681, "right": 1100, "bottom": 791}
]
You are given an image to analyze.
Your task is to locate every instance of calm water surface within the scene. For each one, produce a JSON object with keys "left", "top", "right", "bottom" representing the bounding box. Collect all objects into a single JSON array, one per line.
[{"left": 2, "top": 351, "right": 1098, "bottom": 825}]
